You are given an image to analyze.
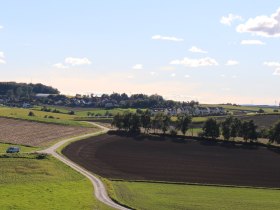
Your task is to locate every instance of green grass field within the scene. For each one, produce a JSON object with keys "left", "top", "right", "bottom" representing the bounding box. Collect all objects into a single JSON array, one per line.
[
  {"left": 0, "top": 143, "right": 37, "bottom": 153},
  {"left": 0, "top": 154, "right": 112, "bottom": 210},
  {"left": 203, "top": 104, "right": 279, "bottom": 113},
  {"left": 0, "top": 107, "right": 92, "bottom": 127},
  {"left": 33, "top": 105, "right": 138, "bottom": 117},
  {"left": 110, "top": 181, "right": 280, "bottom": 210}
]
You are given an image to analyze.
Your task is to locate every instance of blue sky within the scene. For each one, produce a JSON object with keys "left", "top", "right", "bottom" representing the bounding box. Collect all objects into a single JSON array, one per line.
[{"left": 0, "top": 1, "right": 279, "bottom": 104}]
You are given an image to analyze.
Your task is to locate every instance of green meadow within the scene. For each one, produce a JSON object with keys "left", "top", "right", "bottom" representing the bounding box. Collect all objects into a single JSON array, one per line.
[
  {"left": 0, "top": 154, "right": 112, "bottom": 210},
  {"left": 0, "top": 106, "right": 91, "bottom": 127},
  {"left": 110, "top": 181, "right": 280, "bottom": 210}
]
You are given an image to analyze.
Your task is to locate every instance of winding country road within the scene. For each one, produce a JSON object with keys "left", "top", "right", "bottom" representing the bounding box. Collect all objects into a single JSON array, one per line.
[{"left": 40, "top": 122, "right": 130, "bottom": 210}]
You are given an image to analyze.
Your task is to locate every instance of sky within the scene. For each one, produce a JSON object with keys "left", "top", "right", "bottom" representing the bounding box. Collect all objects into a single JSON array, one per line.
[{"left": 0, "top": 1, "right": 280, "bottom": 105}]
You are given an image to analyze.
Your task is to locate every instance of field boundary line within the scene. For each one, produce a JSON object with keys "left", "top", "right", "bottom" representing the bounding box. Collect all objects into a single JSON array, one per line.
[{"left": 110, "top": 179, "right": 280, "bottom": 191}]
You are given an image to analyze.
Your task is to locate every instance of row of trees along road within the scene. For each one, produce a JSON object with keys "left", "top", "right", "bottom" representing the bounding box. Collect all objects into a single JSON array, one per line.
[
  {"left": 111, "top": 110, "right": 192, "bottom": 135},
  {"left": 112, "top": 112, "right": 280, "bottom": 144}
]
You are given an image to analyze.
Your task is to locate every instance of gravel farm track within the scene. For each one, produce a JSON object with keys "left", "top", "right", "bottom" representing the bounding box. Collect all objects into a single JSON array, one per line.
[
  {"left": 0, "top": 117, "right": 94, "bottom": 146},
  {"left": 62, "top": 133, "right": 280, "bottom": 188}
]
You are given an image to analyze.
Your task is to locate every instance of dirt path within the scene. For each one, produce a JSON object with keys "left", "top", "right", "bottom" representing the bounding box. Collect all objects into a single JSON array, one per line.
[{"left": 39, "top": 122, "right": 129, "bottom": 210}]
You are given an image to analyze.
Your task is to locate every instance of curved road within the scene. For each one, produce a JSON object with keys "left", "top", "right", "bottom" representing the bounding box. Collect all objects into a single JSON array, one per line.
[{"left": 40, "top": 122, "right": 130, "bottom": 210}]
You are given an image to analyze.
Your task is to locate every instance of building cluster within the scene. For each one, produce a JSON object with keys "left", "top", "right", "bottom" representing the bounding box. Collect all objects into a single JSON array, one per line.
[{"left": 150, "top": 106, "right": 227, "bottom": 116}]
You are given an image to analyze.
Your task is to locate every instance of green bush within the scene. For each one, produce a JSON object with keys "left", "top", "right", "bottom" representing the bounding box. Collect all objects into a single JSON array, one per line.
[
  {"left": 28, "top": 111, "right": 35, "bottom": 117},
  {"left": 36, "top": 153, "right": 48, "bottom": 159}
]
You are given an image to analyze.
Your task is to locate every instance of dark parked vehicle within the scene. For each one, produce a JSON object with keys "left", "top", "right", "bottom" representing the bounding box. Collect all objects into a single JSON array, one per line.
[{"left": 6, "top": 146, "right": 20, "bottom": 153}]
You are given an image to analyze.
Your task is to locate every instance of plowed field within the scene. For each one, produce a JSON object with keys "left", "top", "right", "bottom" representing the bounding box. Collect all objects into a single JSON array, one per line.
[
  {"left": 63, "top": 134, "right": 280, "bottom": 188},
  {"left": 0, "top": 118, "right": 95, "bottom": 146}
]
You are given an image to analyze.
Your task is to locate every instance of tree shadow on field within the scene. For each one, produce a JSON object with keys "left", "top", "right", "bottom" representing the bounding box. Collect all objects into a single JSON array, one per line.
[
  {"left": 267, "top": 146, "right": 280, "bottom": 155},
  {"left": 196, "top": 137, "right": 261, "bottom": 151},
  {"left": 108, "top": 130, "right": 190, "bottom": 144},
  {"left": 108, "top": 130, "right": 279, "bottom": 152}
]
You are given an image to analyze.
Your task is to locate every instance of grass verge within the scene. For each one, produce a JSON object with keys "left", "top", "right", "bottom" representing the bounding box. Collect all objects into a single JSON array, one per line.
[
  {"left": 0, "top": 142, "right": 38, "bottom": 153},
  {"left": 109, "top": 180, "right": 280, "bottom": 210}
]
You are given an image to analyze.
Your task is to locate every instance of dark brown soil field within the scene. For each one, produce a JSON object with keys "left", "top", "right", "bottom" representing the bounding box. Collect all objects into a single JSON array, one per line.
[{"left": 62, "top": 134, "right": 280, "bottom": 188}]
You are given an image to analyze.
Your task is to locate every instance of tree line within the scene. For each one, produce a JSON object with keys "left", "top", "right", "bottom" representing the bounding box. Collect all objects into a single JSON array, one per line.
[
  {"left": 112, "top": 112, "right": 280, "bottom": 144},
  {"left": 0, "top": 82, "right": 59, "bottom": 100},
  {"left": 112, "top": 110, "right": 192, "bottom": 135}
]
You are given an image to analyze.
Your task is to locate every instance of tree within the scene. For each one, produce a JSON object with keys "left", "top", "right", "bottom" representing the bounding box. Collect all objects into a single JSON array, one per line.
[
  {"left": 122, "top": 112, "right": 133, "bottom": 131},
  {"left": 161, "top": 114, "right": 171, "bottom": 135},
  {"left": 28, "top": 111, "right": 35, "bottom": 117},
  {"left": 112, "top": 113, "right": 124, "bottom": 130},
  {"left": 231, "top": 118, "right": 242, "bottom": 139},
  {"left": 240, "top": 120, "right": 258, "bottom": 142},
  {"left": 202, "top": 118, "right": 220, "bottom": 139},
  {"left": 152, "top": 112, "right": 163, "bottom": 133},
  {"left": 221, "top": 117, "right": 233, "bottom": 140},
  {"left": 247, "top": 120, "right": 258, "bottom": 142},
  {"left": 258, "top": 108, "right": 265, "bottom": 114},
  {"left": 240, "top": 121, "right": 249, "bottom": 141},
  {"left": 129, "top": 113, "right": 141, "bottom": 133},
  {"left": 68, "top": 110, "right": 75, "bottom": 115},
  {"left": 141, "top": 110, "right": 152, "bottom": 133},
  {"left": 177, "top": 114, "right": 192, "bottom": 135},
  {"left": 269, "top": 121, "right": 280, "bottom": 144}
]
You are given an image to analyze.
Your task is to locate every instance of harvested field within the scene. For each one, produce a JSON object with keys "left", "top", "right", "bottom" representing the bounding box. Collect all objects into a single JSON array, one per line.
[
  {"left": 63, "top": 133, "right": 280, "bottom": 188},
  {"left": 238, "top": 114, "right": 280, "bottom": 129},
  {"left": 0, "top": 117, "right": 96, "bottom": 146}
]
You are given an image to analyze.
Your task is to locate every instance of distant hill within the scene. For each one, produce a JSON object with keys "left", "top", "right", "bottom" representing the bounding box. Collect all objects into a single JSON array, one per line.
[{"left": 0, "top": 82, "right": 60, "bottom": 98}]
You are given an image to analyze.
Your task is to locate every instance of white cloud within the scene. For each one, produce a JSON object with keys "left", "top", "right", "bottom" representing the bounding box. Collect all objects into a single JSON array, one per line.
[
  {"left": 0, "top": 25, "right": 3, "bottom": 29},
  {"left": 241, "top": 39, "right": 265, "bottom": 45},
  {"left": 171, "top": 73, "right": 176, "bottom": 77},
  {"left": 184, "top": 74, "right": 190, "bottom": 78},
  {"left": 64, "top": 57, "right": 91, "bottom": 66},
  {"left": 263, "top": 61, "right": 280, "bottom": 67},
  {"left": 132, "top": 64, "right": 143, "bottom": 70},
  {"left": 150, "top": 71, "right": 156, "bottom": 76},
  {"left": 273, "top": 68, "right": 280, "bottom": 75},
  {"left": 0, "top": 51, "right": 6, "bottom": 64},
  {"left": 226, "top": 60, "right": 239, "bottom": 66},
  {"left": 220, "top": 14, "right": 243, "bottom": 26},
  {"left": 53, "top": 63, "right": 68, "bottom": 69},
  {"left": 189, "top": 46, "right": 207, "bottom": 54},
  {"left": 53, "top": 57, "right": 91, "bottom": 69},
  {"left": 170, "top": 57, "right": 218, "bottom": 68},
  {"left": 236, "top": 8, "right": 280, "bottom": 37},
  {"left": 264, "top": 61, "right": 280, "bottom": 76},
  {"left": 152, "top": 35, "right": 184, "bottom": 42}
]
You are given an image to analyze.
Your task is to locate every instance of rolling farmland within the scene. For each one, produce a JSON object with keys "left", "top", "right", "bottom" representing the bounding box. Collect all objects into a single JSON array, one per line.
[{"left": 0, "top": 117, "right": 97, "bottom": 146}]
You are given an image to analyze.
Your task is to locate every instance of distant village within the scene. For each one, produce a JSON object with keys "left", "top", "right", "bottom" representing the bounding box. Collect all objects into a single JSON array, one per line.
[
  {"left": 0, "top": 92, "right": 227, "bottom": 117},
  {"left": 150, "top": 106, "right": 227, "bottom": 117},
  {"left": 0, "top": 82, "right": 229, "bottom": 117}
]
